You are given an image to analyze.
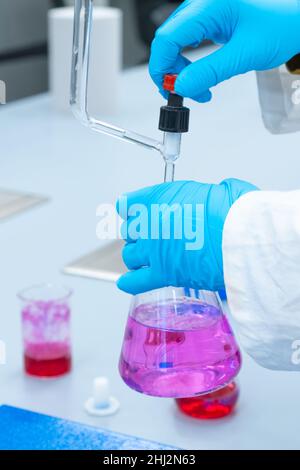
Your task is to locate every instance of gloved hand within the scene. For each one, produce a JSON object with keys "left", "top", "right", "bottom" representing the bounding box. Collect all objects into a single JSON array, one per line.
[
  {"left": 116, "top": 179, "right": 258, "bottom": 295},
  {"left": 149, "top": 0, "right": 300, "bottom": 102}
]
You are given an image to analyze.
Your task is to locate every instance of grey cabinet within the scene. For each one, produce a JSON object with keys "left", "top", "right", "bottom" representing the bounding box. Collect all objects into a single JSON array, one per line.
[
  {"left": 0, "top": 0, "right": 50, "bottom": 102},
  {"left": 0, "top": 0, "right": 49, "bottom": 53}
]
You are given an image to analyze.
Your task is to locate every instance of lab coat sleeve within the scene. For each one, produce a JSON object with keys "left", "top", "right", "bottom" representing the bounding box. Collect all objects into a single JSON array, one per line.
[{"left": 222, "top": 190, "right": 300, "bottom": 371}]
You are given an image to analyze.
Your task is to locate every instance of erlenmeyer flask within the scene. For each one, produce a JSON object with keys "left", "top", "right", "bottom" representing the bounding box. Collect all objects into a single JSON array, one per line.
[{"left": 119, "top": 287, "right": 241, "bottom": 398}]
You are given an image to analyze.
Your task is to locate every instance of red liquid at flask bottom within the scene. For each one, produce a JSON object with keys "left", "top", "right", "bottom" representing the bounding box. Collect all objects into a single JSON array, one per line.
[{"left": 176, "top": 382, "right": 239, "bottom": 419}]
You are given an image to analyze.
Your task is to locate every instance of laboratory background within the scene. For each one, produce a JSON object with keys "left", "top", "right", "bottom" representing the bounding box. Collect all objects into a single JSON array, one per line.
[{"left": 0, "top": 0, "right": 299, "bottom": 453}]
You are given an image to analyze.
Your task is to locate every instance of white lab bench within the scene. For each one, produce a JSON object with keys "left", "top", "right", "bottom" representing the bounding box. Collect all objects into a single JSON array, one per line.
[{"left": 0, "top": 59, "right": 300, "bottom": 451}]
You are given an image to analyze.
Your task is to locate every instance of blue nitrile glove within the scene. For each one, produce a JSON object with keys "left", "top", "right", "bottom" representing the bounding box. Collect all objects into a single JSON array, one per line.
[
  {"left": 116, "top": 179, "right": 258, "bottom": 295},
  {"left": 149, "top": 0, "right": 300, "bottom": 102}
]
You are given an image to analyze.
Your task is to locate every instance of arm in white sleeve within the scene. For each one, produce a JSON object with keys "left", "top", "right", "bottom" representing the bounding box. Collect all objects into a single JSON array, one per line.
[{"left": 223, "top": 190, "right": 300, "bottom": 371}]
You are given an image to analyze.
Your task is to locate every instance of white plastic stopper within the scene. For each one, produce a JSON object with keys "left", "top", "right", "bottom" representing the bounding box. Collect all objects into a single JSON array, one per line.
[
  {"left": 84, "top": 376, "right": 120, "bottom": 417},
  {"left": 93, "top": 377, "right": 110, "bottom": 409}
]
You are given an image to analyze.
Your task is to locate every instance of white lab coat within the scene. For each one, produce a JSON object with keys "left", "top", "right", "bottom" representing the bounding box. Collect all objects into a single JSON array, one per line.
[{"left": 223, "top": 190, "right": 300, "bottom": 371}]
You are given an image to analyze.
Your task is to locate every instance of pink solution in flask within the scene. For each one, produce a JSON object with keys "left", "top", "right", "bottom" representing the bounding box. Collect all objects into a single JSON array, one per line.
[
  {"left": 19, "top": 284, "right": 72, "bottom": 378},
  {"left": 119, "top": 288, "right": 241, "bottom": 398}
]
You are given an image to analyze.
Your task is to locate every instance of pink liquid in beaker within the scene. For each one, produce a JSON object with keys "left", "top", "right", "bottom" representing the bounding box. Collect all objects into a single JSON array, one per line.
[
  {"left": 119, "top": 301, "right": 241, "bottom": 398},
  {"left": 22, "top": 300, "right": 72, "bottom": 378}
]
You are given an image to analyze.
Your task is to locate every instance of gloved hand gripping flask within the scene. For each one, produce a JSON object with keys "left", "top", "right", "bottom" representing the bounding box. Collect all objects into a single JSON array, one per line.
[
  {"left": 119, "top": 76, "right": 241, "bottom": 398},
  {"left": 71, "top": 0, "right": 241, "bottom": 399}
]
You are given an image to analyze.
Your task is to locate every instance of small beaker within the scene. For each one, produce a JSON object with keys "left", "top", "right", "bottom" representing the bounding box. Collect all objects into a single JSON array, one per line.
[
  {"left": 119, "top": 287, "right": 241, "bottom": 398},
  {"left": 18, "top": 284, "right": 72, "bottom": 378}
]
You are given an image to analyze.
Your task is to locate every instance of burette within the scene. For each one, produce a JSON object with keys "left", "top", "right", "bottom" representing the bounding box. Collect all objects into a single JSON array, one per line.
[{"left": 70, "top": 0, "right": 190, "bottom": 183}]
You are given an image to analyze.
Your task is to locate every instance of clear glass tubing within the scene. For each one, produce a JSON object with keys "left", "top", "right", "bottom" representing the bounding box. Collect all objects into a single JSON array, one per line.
[{"left": 70, "top": 0, "right": 181, "bottom": 180}]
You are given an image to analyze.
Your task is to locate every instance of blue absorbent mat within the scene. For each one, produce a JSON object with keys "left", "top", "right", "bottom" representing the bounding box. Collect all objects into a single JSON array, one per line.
[{"left": 0, "top": 405, "right": 177, "bottom": 450}]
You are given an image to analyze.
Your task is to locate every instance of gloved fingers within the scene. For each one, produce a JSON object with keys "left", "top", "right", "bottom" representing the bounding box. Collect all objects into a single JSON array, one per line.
[
  {"left": 175, "top": 39, "right": 243, "bottom": 100},
  {"left": 126, "top": 182, "right": 189, "bottom": 208},
  {"left": 120, "top": 205, "right": 155, "bottom": 242},
  {"left": 189, "top": 90, "right": 212, "bottom": 103},
  {"left": 149, "top": 11, "right": 205, "bottom": 91},
  {"left": 116, "top": 186, "right": 158, "bottom": 221},
  {"left": 150, "top": 0, "right": 236, "bottom": 92},
  {"left": 117, "top": 268, "right": 161, "bottom": 295},
  {"left": 220, "top": 178, "right": 259, "bottom": 202},
  {"left": 120, "top": 217, "right": 144, "bottom": 243},
  {"left": 117, "top": 183, "right": 172, "bottom": 221},
  {"left": 122, "top": 242, "right": 149, "bottom": 270},
  {"left": 150, "top": 54, "right": 191, "bottom": 98},
  {"left": 120, "top": 220, "right": 134, "bottom": 243}
]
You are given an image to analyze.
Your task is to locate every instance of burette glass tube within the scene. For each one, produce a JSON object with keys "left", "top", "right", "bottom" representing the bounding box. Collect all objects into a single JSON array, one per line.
[
  {"left": 163, "top": 132, "right": 182, "bottom": 182},
  {"left": 71, "top": 0, "right": 164, "bottom": 155},
  {"left": 164, "top": 162, "right": 175, "bottom": 182}
]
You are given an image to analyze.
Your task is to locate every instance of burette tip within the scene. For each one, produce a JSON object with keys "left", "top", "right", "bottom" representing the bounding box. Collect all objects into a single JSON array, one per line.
[{"left": 164, "top": 160, "right": 175, "bottom": 183}]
